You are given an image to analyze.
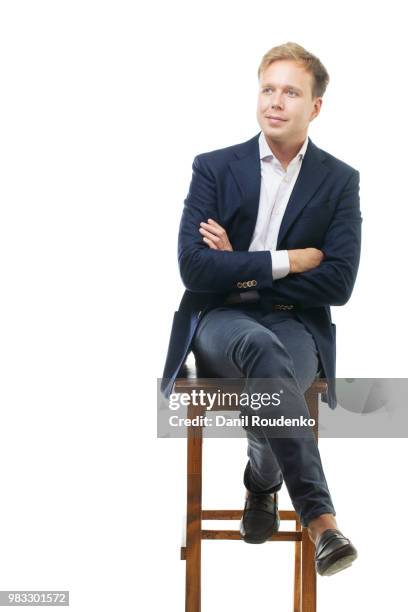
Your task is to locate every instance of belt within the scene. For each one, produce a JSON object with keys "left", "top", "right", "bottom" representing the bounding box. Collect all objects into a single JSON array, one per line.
[{"left": 223, "top": 289, "right": 297, "bottom": 311}]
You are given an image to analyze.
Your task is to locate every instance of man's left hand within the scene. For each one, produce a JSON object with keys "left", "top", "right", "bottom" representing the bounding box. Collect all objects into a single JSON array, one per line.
[{"left": 199, "top": 219, "right": 233, "bottom": 251}]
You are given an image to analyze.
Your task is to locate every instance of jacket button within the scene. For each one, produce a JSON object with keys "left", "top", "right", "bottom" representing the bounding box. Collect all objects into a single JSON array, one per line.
[
  {"left": 237, "top": 282, "right": 243, "bottom": 288},
  {"left": 253, "top": 280, "right": 257, "bottom": 286},
  {"left": 242, "top": 281, "right": 248, "bottom": 288}
]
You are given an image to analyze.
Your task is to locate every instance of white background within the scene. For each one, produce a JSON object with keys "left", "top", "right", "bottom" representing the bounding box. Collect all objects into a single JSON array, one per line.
[{"left": 0, "top": 1, "right": 407, "bottom": 610}]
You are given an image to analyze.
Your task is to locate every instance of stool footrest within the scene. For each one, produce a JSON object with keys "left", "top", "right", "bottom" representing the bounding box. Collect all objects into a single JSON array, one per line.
[
  {"left": 202, "top": 509, "right": 298, "bottom": 521},
  {"left": 201, "top": 529, "right": 302, "bottom": 541}
]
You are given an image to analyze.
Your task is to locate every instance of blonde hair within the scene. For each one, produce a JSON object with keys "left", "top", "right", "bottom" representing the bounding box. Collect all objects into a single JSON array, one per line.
[{"left": 258, "top": 42, "right": 330, "bottom": 98}]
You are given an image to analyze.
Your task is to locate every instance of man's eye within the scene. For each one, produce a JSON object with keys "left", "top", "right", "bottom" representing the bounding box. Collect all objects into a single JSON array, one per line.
[{"left": 262, "top": 88, "right": 297, "bottom": 96}]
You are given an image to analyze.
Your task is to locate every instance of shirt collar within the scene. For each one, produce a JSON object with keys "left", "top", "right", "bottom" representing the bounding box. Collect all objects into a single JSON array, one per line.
[{"left": 258, "top": 130, "right": 308, "bottom": 166}]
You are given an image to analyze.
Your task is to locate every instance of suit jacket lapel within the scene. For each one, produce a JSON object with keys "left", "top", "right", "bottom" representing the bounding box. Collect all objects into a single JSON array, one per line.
[
  {"left": 228, "top": 133, "right": 262, "bottom": 251},
  {"left": 228, "top": 132, "right": 329, "bottom": 251},
  {"left": 276, "top": 137, "right": 329, "bottom": 248}
]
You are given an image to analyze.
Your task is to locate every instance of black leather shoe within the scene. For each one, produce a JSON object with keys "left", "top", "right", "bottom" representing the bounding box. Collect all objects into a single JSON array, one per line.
[
  {"left": 315, "top": 528, "right": 358, "bottom": 576},
  {"left": 239, "top": 490, "right": 280, "bottom": 544}
]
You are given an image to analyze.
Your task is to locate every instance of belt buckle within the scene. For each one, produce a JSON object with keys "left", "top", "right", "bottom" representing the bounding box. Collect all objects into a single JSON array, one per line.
[
  {"left": 238, "top": 290, "right": 260, "bottom": 303},
  {"left": 224, "top": 290, "right": 260, "bottom": 305}
]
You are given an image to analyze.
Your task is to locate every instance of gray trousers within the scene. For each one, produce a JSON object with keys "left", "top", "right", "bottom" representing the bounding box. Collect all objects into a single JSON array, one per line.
[{"left": 191, "top": 303, "right": 336, "bottom": 527}]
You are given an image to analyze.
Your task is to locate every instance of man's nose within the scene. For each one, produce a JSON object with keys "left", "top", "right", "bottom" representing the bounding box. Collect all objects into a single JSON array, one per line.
[{"left": 269, "top": 92, "right": 283, "bottom": 109}]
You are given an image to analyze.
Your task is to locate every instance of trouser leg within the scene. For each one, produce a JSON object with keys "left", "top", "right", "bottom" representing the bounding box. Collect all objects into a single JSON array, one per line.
[
  {"left": 244, "top": 310, "right": 322, "bottom": 496},
  {"left": 192, "top": 306, "right": 335, "bottom": 527}
]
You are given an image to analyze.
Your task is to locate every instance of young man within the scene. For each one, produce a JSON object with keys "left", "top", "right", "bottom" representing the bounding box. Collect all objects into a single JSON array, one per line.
[{"left": 161, "top": 42, "right": 361, "bottom": 576}]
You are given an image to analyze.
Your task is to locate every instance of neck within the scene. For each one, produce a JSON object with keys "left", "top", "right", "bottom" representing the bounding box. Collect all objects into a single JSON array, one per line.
[{"left": 264, "top": 133, "right": 307, "bottom": 170}]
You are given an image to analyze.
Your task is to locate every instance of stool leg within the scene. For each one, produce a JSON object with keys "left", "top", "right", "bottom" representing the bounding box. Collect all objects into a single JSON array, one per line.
[
  {"left": 301, "top": 390, "right": 319, "bottom": 611},
  {"left": 301, "top": 528, "right": 316, "bottom": 612},
  {"left": 185, "top": 405, "right": 203, "bottom": 612},
  {"left": 293, "top": 517, "right": 301, "bottom": 612},
  {"left": 305, "top": 389, "right": 319, "bottom": 441}
]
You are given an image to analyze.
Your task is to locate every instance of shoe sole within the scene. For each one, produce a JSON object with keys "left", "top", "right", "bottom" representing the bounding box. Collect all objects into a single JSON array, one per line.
[{"left": 317, "top": 545, "right": 358, "bottom": 576}]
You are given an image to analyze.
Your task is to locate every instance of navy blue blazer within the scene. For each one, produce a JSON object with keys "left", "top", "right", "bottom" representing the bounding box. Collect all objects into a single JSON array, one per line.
[{"left": 161, "top": 132, "right": 362, "bottom": 408}]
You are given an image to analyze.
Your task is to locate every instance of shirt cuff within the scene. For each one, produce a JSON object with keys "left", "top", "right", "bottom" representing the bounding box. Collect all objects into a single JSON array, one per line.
[{"left": 270, "top": 250, "right": 290, "bottom": 280}]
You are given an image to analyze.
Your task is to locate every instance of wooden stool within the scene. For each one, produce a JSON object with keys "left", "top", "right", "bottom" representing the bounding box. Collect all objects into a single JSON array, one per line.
[{"left": 175, "top": 368, "right": 327, "bottom": 612}]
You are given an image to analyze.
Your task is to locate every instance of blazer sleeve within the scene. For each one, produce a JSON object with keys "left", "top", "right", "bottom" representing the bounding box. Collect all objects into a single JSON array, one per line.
[
  {"left": 178, "top": 155, "right": 274, "bottom": 293},
  {"left": 268, "top": 169, "right": 362, "bottom": 307}
]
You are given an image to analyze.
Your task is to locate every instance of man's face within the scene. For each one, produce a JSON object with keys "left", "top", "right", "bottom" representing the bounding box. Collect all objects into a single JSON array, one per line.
[{"left": 257, "top": 60, "right": 322, "bottom": 144}]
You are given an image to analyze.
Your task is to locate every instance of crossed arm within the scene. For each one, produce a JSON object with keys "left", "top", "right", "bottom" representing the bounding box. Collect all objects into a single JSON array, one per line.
[
  {"left": 178, "top": 155, "right": 362, "bottom": 307},
  {"left": 199, "top": 218, "right": 324, "bottom": 274}
]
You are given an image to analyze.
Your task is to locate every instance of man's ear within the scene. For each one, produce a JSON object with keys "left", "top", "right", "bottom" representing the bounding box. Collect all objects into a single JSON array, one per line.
[{"left": 310, "top": 97, "right": 323, "bottom": 122}]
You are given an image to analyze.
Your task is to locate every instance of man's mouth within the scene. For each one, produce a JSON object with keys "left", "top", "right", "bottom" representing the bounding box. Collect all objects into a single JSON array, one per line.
[{"left": 265, "top": 116, "right": 287, "bottom": 122}]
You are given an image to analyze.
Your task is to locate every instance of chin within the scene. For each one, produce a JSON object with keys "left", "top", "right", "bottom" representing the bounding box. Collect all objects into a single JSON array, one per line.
[
  {"left": 263, "top": 123, "right": 286, "bottom": 133},
  {"left": 263, "top": 127, "right": 285, "bottom": 139}
]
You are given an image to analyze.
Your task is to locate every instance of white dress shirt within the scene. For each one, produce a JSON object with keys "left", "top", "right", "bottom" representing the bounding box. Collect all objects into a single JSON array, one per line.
[{"left": 248, "top": 131, "right": 309, "bottom": 279}]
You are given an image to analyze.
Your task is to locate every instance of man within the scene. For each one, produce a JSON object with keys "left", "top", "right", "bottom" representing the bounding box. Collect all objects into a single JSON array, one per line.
[{"left": 161, "top": 42, "right": 361, "bottom": 576}]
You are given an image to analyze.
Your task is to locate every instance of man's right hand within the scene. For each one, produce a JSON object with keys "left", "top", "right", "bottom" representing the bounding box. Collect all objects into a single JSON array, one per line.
[{"left": 288, "top": 248, "right": 324, "bottom": 274}]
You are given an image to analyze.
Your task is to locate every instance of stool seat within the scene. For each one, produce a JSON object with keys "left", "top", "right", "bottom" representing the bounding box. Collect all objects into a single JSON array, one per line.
[
  {"left": 176, "top": 366, "right": 327, "bottom": 612},
  {"left": 176, "top": 360, "right": 327, "bottom": 404}
]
